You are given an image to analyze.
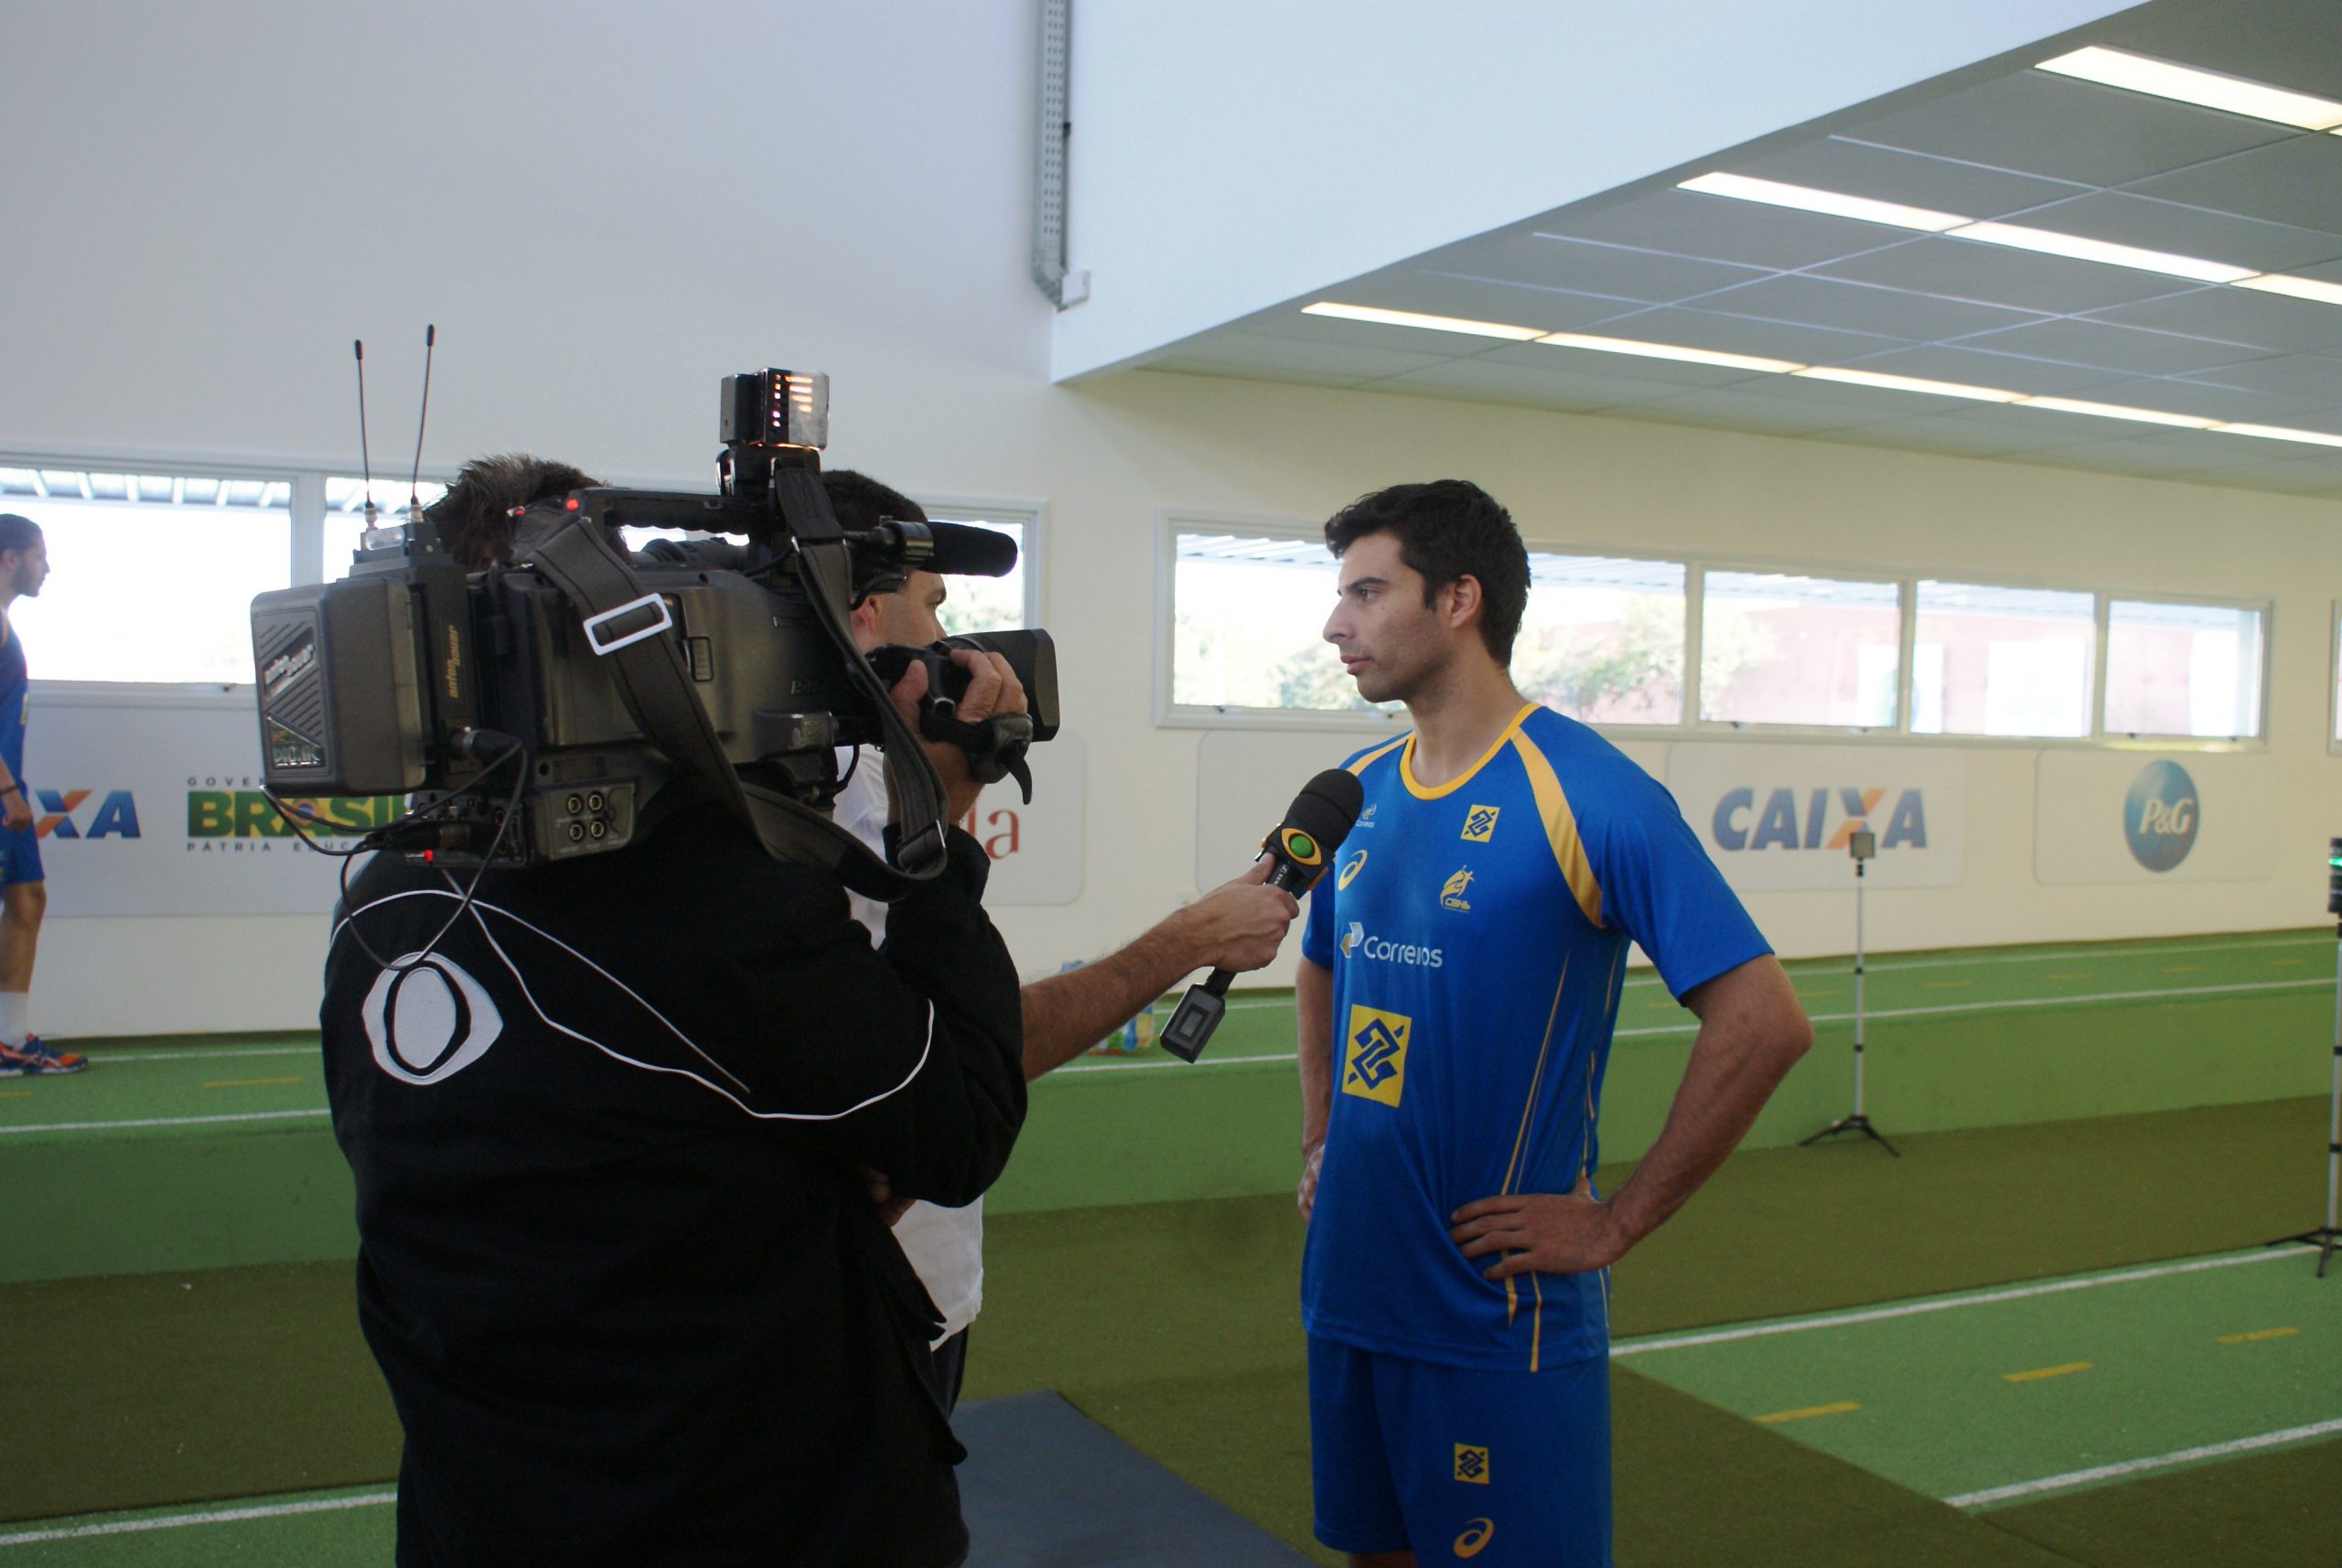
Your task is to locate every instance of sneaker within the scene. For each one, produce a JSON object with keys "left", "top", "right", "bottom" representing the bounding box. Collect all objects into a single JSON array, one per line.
[{"left": 0, "top": 1036, "right": 85, "bottom": 1075}]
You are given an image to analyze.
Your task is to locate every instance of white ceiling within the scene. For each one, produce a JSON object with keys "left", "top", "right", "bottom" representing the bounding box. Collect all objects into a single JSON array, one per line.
[{"left": 1144, "top": 0, "right": 2342, "bottom": 499}]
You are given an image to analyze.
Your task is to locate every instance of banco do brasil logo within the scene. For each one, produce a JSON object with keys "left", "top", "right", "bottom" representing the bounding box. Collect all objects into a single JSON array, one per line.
[{"left": 2123, "top": 760, "right": 2197, "bottom": 873}]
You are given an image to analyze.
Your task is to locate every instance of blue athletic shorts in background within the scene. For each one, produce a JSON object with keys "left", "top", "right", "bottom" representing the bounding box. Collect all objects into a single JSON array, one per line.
[
  {"left": 1308, "top": 1333, "right": 1611, "bottom": 1565},
  {"left": 0, "top": 810, "right": 43, "bottom": 887}
]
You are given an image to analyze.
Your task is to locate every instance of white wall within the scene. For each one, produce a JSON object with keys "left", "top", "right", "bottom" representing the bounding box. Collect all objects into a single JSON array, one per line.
[
  {"left": 5, "top": 0, "right": 2337, "bottom": 1037},
  {"left": 1053, "top": 0, "right": 2147, "bottom": 379}
]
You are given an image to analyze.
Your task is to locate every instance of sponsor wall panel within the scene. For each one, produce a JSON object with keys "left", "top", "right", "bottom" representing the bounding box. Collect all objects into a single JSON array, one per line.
[
  {"left": 27, "top": 703, "right": 1086, "bottom": 917},
  {"left": 2034, "top": 751, "right": 2272, "bottom": 886},
  {"left": 1197, "top": 729, "right": 1397, "bottom": 893},
  {"left": 1666, "top": 743, "right": 1966, "bottom": 891}
]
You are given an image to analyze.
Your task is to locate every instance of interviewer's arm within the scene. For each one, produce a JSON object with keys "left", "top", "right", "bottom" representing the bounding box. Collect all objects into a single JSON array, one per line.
[
  {"left": 1449, "top": 954, "right": 1809, "bottom": 1276},
  {"left": 1018, "top": 863, "right": 1297, "bottom": 1079}
]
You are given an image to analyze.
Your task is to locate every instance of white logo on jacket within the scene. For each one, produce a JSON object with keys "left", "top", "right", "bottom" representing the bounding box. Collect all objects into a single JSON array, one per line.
[{"left": 363, "top": 953, "right": 505, "bottom": 1085}]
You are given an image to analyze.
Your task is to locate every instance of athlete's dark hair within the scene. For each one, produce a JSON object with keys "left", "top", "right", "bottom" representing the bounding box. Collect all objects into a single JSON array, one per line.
[
  {"left": 422, "top": 454, "right": 607, "bottom": 571},
  {"left": 1324, "top": 479, "right": 1529, "bottom": 664},
  {"left": 821, "top": 469, "right": 927, "bottom": 532},
  {"left": 0, "top": 514, "right": 41, "bottom": 555}
]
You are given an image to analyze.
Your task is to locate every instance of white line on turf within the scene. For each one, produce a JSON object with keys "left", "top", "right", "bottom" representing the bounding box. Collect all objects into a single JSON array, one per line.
[
  {"left": 0, "top": 1109, "right": 332, "bottom": 1136},
  {"left": 82, "top": 1045, "right": 315, "bottom": 1064},
  {"left": 1613, "top": 976, "right": 2326, "bottom": 1040},
  {"left": 0, "top": 1490, "right": 395, "bottom": 1548},
  {"left": 1610, "top": 1250, "right": 2295, "bottom": 1358},
  {"left": 1942, "top": 1418, "right": 2342, "bottom": 1509}
]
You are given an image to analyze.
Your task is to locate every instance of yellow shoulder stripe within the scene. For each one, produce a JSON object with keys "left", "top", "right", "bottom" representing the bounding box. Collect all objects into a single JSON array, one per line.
[
  {"left": 1346, "top": 735, "right": 1409, "bottom": 777},
  {"left": 1508, "top": 732, "right": 1602, "bottom": 929}
]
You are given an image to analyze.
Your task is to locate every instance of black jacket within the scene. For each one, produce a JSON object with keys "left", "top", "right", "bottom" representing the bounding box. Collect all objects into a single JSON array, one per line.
[{"left": 320, "top": 803, "right": 1026, "bottom": 1567}]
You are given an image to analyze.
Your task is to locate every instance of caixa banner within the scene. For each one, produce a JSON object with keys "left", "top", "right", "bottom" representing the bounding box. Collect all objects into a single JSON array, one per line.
[
  {"left": 27, "top": 700, "right": 1087, "bottom": 917},
  {"left": 1664, "top": 744, "right": 1966, "bottom": 891}
]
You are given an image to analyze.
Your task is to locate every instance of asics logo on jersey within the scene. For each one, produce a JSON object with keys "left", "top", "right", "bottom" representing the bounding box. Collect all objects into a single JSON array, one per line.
[
  {"left": 1461, "top": 805, "right": 1499, "bottom": 843},
  {"left": 1342, "top": 1005, "right": 1411, "bottom": 1106},
  {"left": 1440, "top": 866, "right": 1474, "bottom": 911},
  {"left": 363, "top": 954, "right": 504, "bottom": 1086},
  {"left": 1454, "top": 1518, "right": 1495, "bottom": 1557},
  {"left": 1338, "top": 849, "right": 1370, "bottom": 890}
]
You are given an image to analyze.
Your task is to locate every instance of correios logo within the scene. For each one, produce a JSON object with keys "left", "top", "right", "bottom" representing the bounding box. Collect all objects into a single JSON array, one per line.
[
  {"left": 1711, "top": 787, "right": 1927, "bottom": 854},
  {"left": 2124, "top": 760, "right": 2197, "bottom": 873},
  {"left": 1341, "top": 921, "right": 1445, "bottom": 968},
  {"left": 33, "top": 789, "right": 141, "bottom": 841}
]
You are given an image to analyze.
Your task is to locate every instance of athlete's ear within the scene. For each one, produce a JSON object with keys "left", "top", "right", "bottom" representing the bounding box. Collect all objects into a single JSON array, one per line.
[{"left": 1441, "top": 573, "right": 1485, "bottom": 635}]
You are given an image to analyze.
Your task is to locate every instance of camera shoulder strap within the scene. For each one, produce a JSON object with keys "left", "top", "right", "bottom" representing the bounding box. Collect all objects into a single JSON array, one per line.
[{"left": 529, "top": 515, "right": 940, "bottom": 902}]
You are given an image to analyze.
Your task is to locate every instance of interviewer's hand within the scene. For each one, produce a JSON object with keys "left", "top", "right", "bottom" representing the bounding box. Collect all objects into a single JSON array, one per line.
[
  {"left": 1447, "top": 1174, "right": 1626, "bottom": 1280},
  {"left": 886, "top": 652, "right": 1028, "bottom": 825},
  {"left": 1167, "top": 860, "right": 1299, "bottom": 974},
  {"left": 863, "top": 1166, "right": 914, "bottom": 1228}
]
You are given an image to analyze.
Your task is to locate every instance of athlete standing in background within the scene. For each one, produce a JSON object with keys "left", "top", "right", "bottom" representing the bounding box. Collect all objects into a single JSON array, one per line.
[
  {"left": 1294, "top": 480, "right": 1808, "bottom": 1566},
  {"left": 0, "top": 515, "right": 79, "bottom": 1077}
]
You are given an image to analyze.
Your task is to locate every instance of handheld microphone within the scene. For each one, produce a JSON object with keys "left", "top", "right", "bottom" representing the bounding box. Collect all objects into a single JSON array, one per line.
[{"left": 1160, "top": 768, "right": 1365, "bottom": 1062}]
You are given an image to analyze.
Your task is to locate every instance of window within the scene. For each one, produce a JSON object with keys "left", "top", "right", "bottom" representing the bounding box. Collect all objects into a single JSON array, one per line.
[
  {"left": 2104, "top": 598, "right": 2264, "bottom": 738},
  {"left": 324, "top": 477, "right": 447, "bottom": 581},
  {"left": 1515, "top": 556, "right": 1685, "bottom": 725},
  {"left": 1912, "top": 582, "right": 2094, "bottom": 738},
  {"left": 1169, "top": 531, "right": 1379, "bottom": 714},
  {"left": 926, "top": 514, "right": 1028, "bottom": 636},
  {"left": 0, "top": 466, "right": 293, "bottom": 684},
  {"left": 1701, "top": 572, "right": 1900, "bottom": 728}
]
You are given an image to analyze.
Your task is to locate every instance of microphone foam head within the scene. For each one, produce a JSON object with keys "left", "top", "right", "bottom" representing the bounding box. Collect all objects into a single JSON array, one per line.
[{"left": 1276, "top": 768, "right": 1367, "bottom": 869}]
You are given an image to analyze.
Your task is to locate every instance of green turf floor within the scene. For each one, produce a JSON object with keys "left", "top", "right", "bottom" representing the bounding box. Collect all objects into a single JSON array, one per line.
[{"left": 5, "top": 1096, "right": 2336, "bottom": 1564}]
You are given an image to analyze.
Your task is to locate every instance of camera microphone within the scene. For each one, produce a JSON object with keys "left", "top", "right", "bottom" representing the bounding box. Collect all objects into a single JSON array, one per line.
[
  {"left": 1159, "top": 768, "right": 1365, "bottom": 1062},
  {"left": 883, "top": 520, "right": 1019, "bottom": 578}
]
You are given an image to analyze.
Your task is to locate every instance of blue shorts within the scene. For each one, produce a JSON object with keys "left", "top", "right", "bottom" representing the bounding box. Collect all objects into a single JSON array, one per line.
[
  {"left": 1308, "top": 1334, "right": 1610, "bottom": 1565},
  {"left": 0, "top": 794, "right": 41, "bottom": 886}
]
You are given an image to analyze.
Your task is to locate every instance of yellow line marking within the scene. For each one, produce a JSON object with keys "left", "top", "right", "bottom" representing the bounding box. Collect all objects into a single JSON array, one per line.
[
  {"left": 2004, "top": 1361, "right": 2092, "bottom": 1383},
  {"left": 2041, "top": 972, "right": 2089, "bottom": 981},
  {"left": 202, "top": 1076, "right": 303, "bottom": 1089},
  {"left": 2161, "top": 964, "right": 2205, "bottom": 974},
  {"left": 1756, "top": 1401, "right": 1862, "bottom": 1424},
  {"left": 0, "top": 1090, "right": 28, "bottom": 1099},
  {"left": 1800, "top": 989, "right": 1841, "bottom": 999},
  {"left": 2218, "top": 1326, "right": 2299, "bottom": 1345},
  {"left": 2270, "top": 957, "right": 2305, "bottom": 966},
  {"left": 1921, "top": 980, "right": 1971, "bottom": 990}
]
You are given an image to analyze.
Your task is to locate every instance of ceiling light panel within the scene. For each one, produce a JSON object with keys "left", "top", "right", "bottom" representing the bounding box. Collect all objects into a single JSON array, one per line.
[
  {"left": 2018, "top": 396, "right": 2221, "bottom": 429},
  {"left": 2211, "top": 422, "right": 2342, "bottom": 448},
  {"left": 1950, "top": 220, "right": 2257, "bottom": 283},
  {"left": 1535, "top": 333, "right": 1804, "bottom": 374},
  {"left": 1793, "top": 367, "right": 2021, "bottom": 403},
  {"left": 2233, "top": 274, "right": 2342, "bottom": 306},
  {"left": 2036, "top": 46, "right": 2342, "bottom": 131},
  {"left": 1299, "top": 303, "right": 1546, "bottom": 340},
  {"left": 1677, "top": 172, "right": 1969, "bottom": 231}
]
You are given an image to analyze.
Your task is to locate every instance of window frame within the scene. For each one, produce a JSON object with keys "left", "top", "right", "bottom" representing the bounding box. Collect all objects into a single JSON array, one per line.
[{"left": 2097, "top": 589, "right": 2273, "bottom": 747}]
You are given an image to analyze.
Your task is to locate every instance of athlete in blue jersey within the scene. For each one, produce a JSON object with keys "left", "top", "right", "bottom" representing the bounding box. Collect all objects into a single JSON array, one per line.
[
  {"left": 0, "top": 516, "right": 76, "bottom": 1077},
  {"left": 1293, "top": 482, "right": 1809, "bottom": 1567}
]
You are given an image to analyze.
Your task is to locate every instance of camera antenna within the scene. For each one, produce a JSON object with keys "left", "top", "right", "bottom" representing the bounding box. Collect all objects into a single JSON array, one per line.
[
  {"left": 408, "top": 324, "right": 435, "bottom": 516},
  {"left": 353, "top": 338, "right": 378, "bottom": 529}
]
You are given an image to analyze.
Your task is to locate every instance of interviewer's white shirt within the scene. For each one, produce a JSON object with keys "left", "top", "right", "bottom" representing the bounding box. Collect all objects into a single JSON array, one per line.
[{"left": 835, "top": 749, "right": 983, "bottom": 1346}]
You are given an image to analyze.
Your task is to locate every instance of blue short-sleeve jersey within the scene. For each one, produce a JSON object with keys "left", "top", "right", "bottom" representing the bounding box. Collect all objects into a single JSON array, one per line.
[
  {"left": 0, "top": 621, "right": 27, "bottom": 779},
  {"left": 1299, "top": 703, "right": 1769, "bottom": 1371}
]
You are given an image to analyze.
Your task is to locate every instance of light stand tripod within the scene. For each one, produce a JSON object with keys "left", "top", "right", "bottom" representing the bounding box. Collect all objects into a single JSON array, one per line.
[
  {"left": 1802, "top": 828, "right": 1897, "bottom": 1156},
  {"left": 2269, "top": 837, "right": 2342, "bottom": 1277}
]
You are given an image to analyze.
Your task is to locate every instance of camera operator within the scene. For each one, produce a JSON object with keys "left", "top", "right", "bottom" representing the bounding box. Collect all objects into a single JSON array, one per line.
[
  {"left": 319, "top": 456, "right": 1026, "bottom": 1567},
  {"left": 824, "top": 472, "right": 1301, "bottom": 1410}
]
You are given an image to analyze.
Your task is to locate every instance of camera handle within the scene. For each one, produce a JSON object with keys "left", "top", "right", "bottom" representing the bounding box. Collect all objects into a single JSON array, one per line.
[{"left": 530, "top": 512, "right": 948, "bottom": 902}]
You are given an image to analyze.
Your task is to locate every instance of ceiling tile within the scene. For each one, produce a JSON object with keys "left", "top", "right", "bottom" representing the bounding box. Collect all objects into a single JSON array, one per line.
[
  {"left": 1318, "top": 269, "right": 1632, "bottom": 334},
  {"left": 1815, "top": 236, "right": 2198, "bottom": 316},
  {"left": 1576, "top": 305, "right": 1907, "bottom": 364},
  {"left": 1534, "top": 189, "right": 1922, "bottom": 271},
  {"left": 1825, "top": 346, "right": 2131, "bottom": 396},
  {"left": 2178, "top": 353, "right": 2342, "bottom": 401},
  {"left": 1411, "top": 232, "right": 1770, "bottom": 303},
  {"left": 1851, "top": 73, "right": 2294, "bottom": 188},
  {"left": 1951, "top": 317, "right": 2272, "bottom": 377},
  {"left": 1624, "top": 385, "right": 1907, "bottom": 436},
  {"left": 2130, "top": 136, "right": 2342, "bottom": 235},
  {"left": 2004, "top": 192, "right": 2342, "bottom": 275},
  {"left": 1728, "top": 137, "right": 2082, "bottom": 222},
  {"left": 1153, "top": 332, "right": 1456, "bottom": 381},
  {"left": 1227, "top": 308, "right": 1501, "bottom": 358},
  {"left": 1146, "top": 361, "right": 1370, "bottom": 392},
  {"left": 2108, "top": 0, "right": 2342, "bottom": 106},
  {"left": 2046, "top": 376, "right": 2331, "bottom": 424},
  {"left": 1694, "top": 274, "right": 2047, "bottom": 342},
  {"left": 1372, "top": 360, "right": 1691, "bottom": 412},
  {"left": 2086, "top": 286, "right": 2342, "bottom": 353}
]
